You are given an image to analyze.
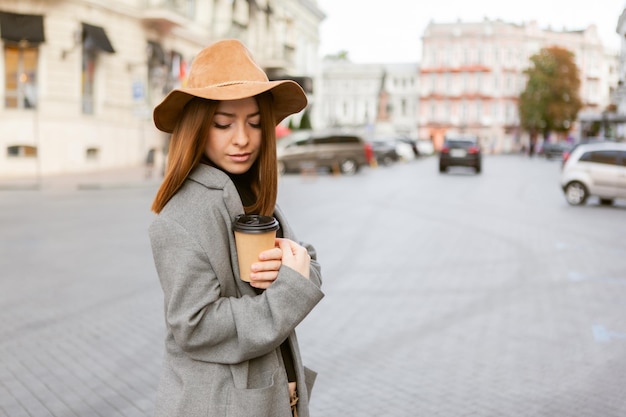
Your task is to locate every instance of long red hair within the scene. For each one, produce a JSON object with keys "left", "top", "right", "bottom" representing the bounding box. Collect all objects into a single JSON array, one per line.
[{"left": 151, "top": 93, "right": 278, "bottom": 216}]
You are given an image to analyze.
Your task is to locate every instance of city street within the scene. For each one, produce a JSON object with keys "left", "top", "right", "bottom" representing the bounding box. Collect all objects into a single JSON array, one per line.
[{"left": 1, "top": 154, "right": 625, "bottom": 416}]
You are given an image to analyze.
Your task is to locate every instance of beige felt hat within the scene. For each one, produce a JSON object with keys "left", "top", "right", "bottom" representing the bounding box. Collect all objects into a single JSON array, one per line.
[{"left": 153, "top": 39, "right": 307, "bottom": 133}]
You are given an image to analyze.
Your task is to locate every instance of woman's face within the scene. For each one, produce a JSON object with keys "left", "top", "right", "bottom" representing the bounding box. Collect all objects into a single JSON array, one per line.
[{"left": 205, "top": 97, "right": 262, "bottom": 175}]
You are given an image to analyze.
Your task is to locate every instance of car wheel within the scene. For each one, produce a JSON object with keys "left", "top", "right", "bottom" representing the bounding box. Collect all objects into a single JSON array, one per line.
[
  {"left": 439, "top": 164, "right": 446, "bottom": 173},
  {"left": 339, "top": 158, "right": 358, "bottom": 175},
  {"left": 381, "top": 155, "right": 394, "bottom": 166},
  {"left": 564, "top": 181, "right": 588, "bottom": 206},
  {"left": 599, "top": 198, "right": 614, "bottom": 205},
  {"left": 475, "top": 165, "right": 481, "bottom": 174}
]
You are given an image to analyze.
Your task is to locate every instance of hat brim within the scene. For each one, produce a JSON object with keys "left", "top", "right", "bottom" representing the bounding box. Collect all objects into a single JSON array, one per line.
[{"left": 153, "top": 80, "right": 307, "bottom": 133}]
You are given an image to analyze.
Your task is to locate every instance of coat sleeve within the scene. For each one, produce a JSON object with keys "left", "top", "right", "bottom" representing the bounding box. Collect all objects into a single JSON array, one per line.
[
  {"left": 274, "top": 205, "right": 322, "bottom": 289},
  {"left": 149, "top": 216, "right": 324, "bottom": 365}
]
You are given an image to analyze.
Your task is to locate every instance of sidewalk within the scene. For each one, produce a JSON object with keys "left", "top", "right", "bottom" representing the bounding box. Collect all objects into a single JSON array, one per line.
[{"left": 0, "top": 165, "right": 162, "bottom": 191}]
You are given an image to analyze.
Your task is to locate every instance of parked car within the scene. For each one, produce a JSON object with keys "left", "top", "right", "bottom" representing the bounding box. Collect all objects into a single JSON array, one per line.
[
  {"left": 439, "top": 134, "right": 482, "bottom": 173},
  {"left": 415, "top": 139, "right": 435, "bottom": 156},
  {"left": 276, "top": 130, "right": 371, "bottom": 175},
  {"left": 562, "top": 137, "right": 613, "bottom": 167},
  {"left": 367, "top": 139, "right": 401, "bottom": 166},
  {"left": 370, "top": 136, "right": 413, "bottom": 162},
  {"left": 541, "top": 141, "right": 574, "bottom": 160},
  {"left": 560, "top": 141, "right": 626, "bottom": 206},
  {"left": 395, "top": 137, "right": 419, "bottom": 158}
]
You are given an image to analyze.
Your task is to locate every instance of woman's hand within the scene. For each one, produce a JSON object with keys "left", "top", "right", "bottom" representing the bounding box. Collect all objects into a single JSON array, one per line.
[
  {"left": 249, "top": 238, "right": 310, "bottom": 289},
  {"left": 249, "top": 246, "right": 282, "bottom": 289},
  {"left": 276, "top": 238, "right": 310, "bottom": 279}
]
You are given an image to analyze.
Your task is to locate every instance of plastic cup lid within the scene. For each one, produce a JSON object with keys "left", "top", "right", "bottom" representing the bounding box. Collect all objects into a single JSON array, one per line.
[{"left": 233, "top": 214, "right": 279, "bottom": 233}]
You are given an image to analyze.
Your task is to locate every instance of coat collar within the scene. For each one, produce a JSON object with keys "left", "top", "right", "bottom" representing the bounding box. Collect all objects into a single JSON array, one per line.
[
  {"left": 188, "top": 163, "right": 232, "bottom": 190},
  {"left": 188, "top": 163, "right": 245, "bottom": 217}
]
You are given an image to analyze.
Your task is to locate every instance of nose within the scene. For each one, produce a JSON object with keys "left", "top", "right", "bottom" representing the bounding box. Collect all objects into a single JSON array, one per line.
[{"left": 232, "top": 123, "right": 250, "bottom": 147}]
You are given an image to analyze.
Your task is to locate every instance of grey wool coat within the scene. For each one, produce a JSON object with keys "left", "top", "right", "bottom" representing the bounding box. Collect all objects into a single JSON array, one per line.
[{"left": 149, "top": 164, "right": 324, "bottom": 417}]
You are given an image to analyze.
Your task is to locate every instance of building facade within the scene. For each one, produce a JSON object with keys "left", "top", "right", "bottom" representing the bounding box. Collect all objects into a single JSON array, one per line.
[
  {"left": 614, "top": 6, "right": 626, "bottom": 139},
  {"left": 0, "top": 0, "right": 324, "bottom": 179},
  {"left": 418, "top": 19, "right": 616, "bottom": 152},
  {"left": 316, "top": 59, "right": 419, "bottom": 139}
]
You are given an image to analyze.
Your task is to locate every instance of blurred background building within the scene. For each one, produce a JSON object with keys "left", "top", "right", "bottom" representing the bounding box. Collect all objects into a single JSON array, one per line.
[
  {"left": 614, "top": 7, "right": 626, "bottom": 139},
  {"left": 419, "top": 19, "right": 617, "bottom": 153},
  {"left": 0, "top": 0, "right": 323, "bottom": 178},
  {"left": 1, "top": 1, "right": 624, "bottom": 178},
  {"left": 315, "top": 61, "right": 419, "bottom": 139}
]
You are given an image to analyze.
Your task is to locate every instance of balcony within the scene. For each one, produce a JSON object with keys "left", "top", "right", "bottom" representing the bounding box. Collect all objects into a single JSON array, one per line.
[{"left": 141, "top": 0, "right": 193, "bottom": 32}]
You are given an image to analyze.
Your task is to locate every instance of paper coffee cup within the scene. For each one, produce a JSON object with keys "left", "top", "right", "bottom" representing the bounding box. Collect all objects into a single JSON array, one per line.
[{"left": 233, "top": 215, "right": 280, "bottom": 282}]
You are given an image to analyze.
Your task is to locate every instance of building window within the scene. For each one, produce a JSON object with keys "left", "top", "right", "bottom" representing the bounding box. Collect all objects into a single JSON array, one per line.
[
  {"left": 147, "top": 40, "right": 167, "bottom": 104},
  {"left": 181, "top": 0, "right": 196, "bottom": 18},
  {"left": 82, "top": 48, "right": 96, "bottom": 114},
  {"left": 0, "top": 11, "right": 44, "bottom": 109},
  {"left": 7, "top": 145, "right": 37, "bottom": 157},
  {"left": 4, "top": 45, "right": 38, "bottom": 109},
  {"left": 81, "top": 23, "right": 115, "bottom": 114},
  {"left": 86, "top": 147, "right": 99, "bottom": 160},
  {"left": 461, "top": 100, "right": 468, "bottom": 122}
]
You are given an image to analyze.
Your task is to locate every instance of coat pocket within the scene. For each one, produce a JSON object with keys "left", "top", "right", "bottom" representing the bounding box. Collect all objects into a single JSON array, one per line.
[{"left": 226, "top": 367, "right": 291, "bottom": 417}]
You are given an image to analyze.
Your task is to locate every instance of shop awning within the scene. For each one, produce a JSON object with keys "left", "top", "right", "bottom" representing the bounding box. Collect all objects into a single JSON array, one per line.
[
  {"left": 0, "top": 11, "right": 45, "bottom": 44},
  {"left": 82, "top": 22, "right": 115, "bottom": 53}
]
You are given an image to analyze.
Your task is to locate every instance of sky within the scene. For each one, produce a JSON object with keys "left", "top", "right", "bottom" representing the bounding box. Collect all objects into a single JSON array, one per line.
[{"left": 316, "top": 0, "right": 625, "bottom": 63}]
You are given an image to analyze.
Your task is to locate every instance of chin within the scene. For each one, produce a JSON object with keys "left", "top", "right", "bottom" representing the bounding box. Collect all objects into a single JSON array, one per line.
[{"left": 225, "top": 164, "right": 253, "bottom": 175}]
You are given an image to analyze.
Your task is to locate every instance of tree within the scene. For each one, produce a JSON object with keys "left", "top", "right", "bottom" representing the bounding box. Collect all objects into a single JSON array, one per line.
[
  {"left": 518, "top": 46, "right": 582, "bottom": 142},
  {"left": 299, "top": 110, "right": 312, "bottom": 130},
  {"left": 324, "top": 50, "right": 350, "bottom": 61}
]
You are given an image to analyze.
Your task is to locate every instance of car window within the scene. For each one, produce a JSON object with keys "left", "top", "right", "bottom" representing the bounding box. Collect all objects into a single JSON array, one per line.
[
  {"left": 311, "top": 137, "right": 335, "bottom": 145},
  {"left": 293, "top": 140, "right": 309, "bottom": 147},
  {"left": 579, "top": 150, "right": 620, "bottom": 166},
  {"left": 313, "top": 136, "right": 360, "bottom": 145},
  {"left": 446, "top": 140, "right": 475, "bottom": 148}
]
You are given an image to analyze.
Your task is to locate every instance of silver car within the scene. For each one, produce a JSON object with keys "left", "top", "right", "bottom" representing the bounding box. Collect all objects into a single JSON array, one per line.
[{"left": 560, "top": 141, "right": 626, "bottom": 206}]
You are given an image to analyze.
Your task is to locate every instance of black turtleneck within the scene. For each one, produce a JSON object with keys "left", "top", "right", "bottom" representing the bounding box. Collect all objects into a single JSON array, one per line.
[{"left": 227, "top": 170, "right": 256, "bottom": 209}]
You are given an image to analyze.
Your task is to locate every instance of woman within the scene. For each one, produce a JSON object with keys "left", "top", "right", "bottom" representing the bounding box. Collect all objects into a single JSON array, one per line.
[{"left": 149, "top": 39, "right": 324, "bottom": 417}]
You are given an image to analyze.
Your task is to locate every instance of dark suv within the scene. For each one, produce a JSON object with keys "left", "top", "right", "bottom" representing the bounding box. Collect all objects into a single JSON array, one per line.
[
  {"left": 277, "top": 130, "right": 372, "bottom": 175},
  {"left": 439, "top": 135, "right": 482, "bottom": 174}
]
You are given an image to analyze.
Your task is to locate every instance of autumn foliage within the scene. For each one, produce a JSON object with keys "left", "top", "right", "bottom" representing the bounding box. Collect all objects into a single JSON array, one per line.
[{"left": 518, "top": 46, "right": 582, "bottom": 139}]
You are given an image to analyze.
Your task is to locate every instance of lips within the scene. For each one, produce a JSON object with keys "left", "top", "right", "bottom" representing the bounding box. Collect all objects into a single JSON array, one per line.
[{"left": 229, "top": 153, "right": 251, "bottom": 163}]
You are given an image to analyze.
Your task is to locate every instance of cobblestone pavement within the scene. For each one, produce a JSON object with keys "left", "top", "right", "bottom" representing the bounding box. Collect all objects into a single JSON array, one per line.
[{"left": 1, "top": 156, "right": 625, "bottom": 416}]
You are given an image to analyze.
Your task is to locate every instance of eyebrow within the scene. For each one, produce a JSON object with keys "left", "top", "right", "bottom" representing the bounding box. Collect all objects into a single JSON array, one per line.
[{"left": 214, "top": 110, "right": 260, "bottom": 118}]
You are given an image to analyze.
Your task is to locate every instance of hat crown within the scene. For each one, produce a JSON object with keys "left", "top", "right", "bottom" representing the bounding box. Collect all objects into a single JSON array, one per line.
[
  {"left": 153, "top": 39, "right": 307, "bottom": 133},
  {"left": 186, "top": 39, "right": 269, "bottom": 89}
]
